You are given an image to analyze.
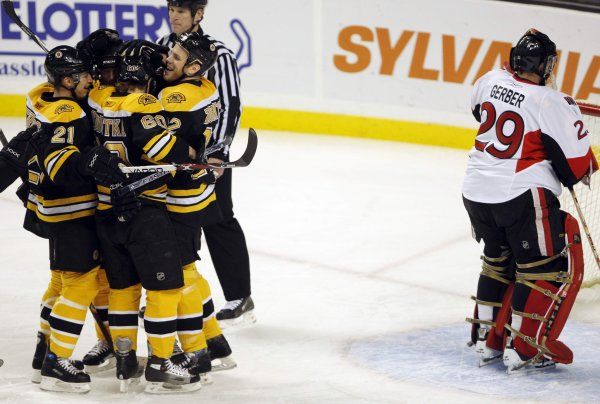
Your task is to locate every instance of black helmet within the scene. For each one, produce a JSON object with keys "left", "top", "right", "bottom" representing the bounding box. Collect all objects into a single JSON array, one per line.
[
  {"left": 77, "top": 29, "right": 123, "bottom": 70},
  {"left": 510, "top": 29, "right": 557, "bottom": 81},
  {"left": 44, "top": 46, "right": 93, "bottom": 86},
  {"left": 175, "top": 32, "right": 217, "bottom": 76}
]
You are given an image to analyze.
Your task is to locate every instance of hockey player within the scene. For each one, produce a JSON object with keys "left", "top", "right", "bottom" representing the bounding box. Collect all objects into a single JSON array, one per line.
[
  {"left": 25, "top": 45, "right": 127, "bottom": 392},
  {"left": 463, "top": 29, "right": 597, "bottom": 373},
  {"left": 93, "top": 41, "right": 202, "bottom": 393},
  {"left": 159, "top": 0, "right": 255, "bottom": 327},
  {"left": 76, "top": 28, "right": 125, "bottom": 373},
  {"left": 160, "top": 31, "right": 236, "bottom": 375}
]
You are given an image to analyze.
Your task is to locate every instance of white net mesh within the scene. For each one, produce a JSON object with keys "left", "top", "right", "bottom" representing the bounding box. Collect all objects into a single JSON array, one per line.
[{"left": 559, "top": 102, "right": 600, "bottom": 288}]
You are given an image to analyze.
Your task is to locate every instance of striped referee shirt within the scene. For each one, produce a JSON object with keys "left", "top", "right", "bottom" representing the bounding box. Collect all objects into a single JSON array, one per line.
[{"left": 158, "top": 29, "right": 242, "bottom": 159}]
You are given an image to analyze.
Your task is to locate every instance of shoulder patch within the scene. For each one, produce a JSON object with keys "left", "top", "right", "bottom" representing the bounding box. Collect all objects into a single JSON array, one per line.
[
  {"left": 104, "top": 100, "right": 116, "bottom": 108},
  {"left": 564, "top": 96, "right": 577, "bottom": 106},
  {"left": 166, "top": 92, "right": 187, "bottom": 104},
  {"left": 138, "top": 94, "right": 157, "bottom": 106},
  {"left": 55, "top": 104, "right": 74, "bottom": 115}
]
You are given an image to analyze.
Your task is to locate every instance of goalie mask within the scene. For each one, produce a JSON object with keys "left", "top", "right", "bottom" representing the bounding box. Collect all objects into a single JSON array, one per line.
[{"left": 509, "top": 29, "right": 557, "bottom": 82}]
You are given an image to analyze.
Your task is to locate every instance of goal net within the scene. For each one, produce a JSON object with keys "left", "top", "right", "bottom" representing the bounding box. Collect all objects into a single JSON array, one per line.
[{"left": 559, "top": 101, "right": 600, "bottom": 288}]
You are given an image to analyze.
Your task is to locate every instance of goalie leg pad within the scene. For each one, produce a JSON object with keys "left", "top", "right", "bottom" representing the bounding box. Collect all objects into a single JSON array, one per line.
[
  {"left": 467, "top": 249, "right": 514, "bottom": 352},
  {"left": 508, "top": 211, "right": 583, "bottom": 364}
]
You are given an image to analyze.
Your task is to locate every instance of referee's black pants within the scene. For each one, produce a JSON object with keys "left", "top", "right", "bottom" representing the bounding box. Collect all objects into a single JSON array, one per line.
[{"left": 203, "top": 168, "right": 251, "bottom": 301}]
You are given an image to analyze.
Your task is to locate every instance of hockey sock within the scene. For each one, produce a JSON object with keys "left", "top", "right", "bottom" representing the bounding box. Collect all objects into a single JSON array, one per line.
[
  {"left": 49, "top": 267, "right": 100, "bottom": 358},
  {"left": 177, "top": 263, "right": 207, "bottom": 353},
  {"left": 145, "top": 288, "right": 182, "bottom": 359},
  {"left": 92, "top": 268, "right": 110, "bottom": 341},
  {"left": 40, "top": 270, "right": 63, "bottom": 341},
  {"left": 108, "top": 284, "right": 142, "bottom": 351},
  {"left": 198, "top": 275, "right": 222, "bottom": 340}
]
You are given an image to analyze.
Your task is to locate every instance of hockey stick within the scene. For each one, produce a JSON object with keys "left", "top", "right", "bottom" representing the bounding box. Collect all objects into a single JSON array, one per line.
[
  {"left": 119, "top": 128, "right": 258, "bottom": 175},
  {"left": 569, "top": 187, "right": 600, "bottom": 287},
  {"left": 0, "top": 129, "right": 7, "bottom": 147},
  {"left": 111, "top": 134, "right": 236, "bottom": 196},
  {"left": 89, "top": 304, "right": 114, "bottom": 351},
  {"left": 1, "top": 0, "right": 49, "bottom": 53}
]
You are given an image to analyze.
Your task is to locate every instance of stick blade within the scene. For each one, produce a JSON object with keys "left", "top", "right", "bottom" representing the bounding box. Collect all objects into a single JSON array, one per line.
[{"left": 233, "top": 128, "right": 258, "bottom": 168}]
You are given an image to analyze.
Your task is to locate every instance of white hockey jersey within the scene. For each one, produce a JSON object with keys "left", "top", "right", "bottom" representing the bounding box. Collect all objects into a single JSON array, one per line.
[{"left": 462, "top": 69, "right": 597, "bottom": 204}]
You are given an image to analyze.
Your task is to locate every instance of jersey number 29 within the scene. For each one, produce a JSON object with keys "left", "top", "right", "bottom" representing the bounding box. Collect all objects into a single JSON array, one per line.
[{"left": 475, "top": 102, "right": 525, "bottom": 159}]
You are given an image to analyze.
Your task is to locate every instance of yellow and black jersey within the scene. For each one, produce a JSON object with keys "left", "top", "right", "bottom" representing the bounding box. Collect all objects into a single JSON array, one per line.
[
  {"left": 26, "top": 92, "right": 98, "bottom": 225},
  {"left": 26, "top": 82, "right": 54, "bottom": 130},
  {"left": 88, "top": 82, "right": 116, "bottom": 141},
  {"left": 159, "top": 78, "right": 222, "bottom": 226},
  {"left": 97, "top": 91, "right": 191, "bottom": 211}
]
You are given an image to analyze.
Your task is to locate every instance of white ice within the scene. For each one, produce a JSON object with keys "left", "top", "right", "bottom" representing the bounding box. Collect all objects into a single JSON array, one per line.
[{"left": 0, "top": 117, "right": 599, "bottom": 403}]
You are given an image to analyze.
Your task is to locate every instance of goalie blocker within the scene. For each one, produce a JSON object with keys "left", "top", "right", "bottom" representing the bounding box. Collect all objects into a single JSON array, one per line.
[{"left": 464, "top": 187, "right": 583, "bottom": 367}]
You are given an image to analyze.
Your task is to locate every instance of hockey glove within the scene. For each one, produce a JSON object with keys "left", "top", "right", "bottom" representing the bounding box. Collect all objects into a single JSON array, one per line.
[
  {"left": 79, "top": 145, "right": 127, "bottom": 186},
  {"left": 119, "top": 40, "right": 168, "bottom": 77},
  {"left": 77, "top": 29, "right": 121, "bottom": 64},
  {"left": 111, "top": 187, "right": 141, "bottom": 223},
  {"left": 0, "top": 126, "right": 38, "bottom": 171}
]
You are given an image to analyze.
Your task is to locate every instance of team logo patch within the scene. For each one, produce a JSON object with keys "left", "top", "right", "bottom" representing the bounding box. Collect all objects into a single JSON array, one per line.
[
  {"left": 55, "top": 104, "right": 74, "bottom": 115},
  {"left": 166, "top": 92, "right": 186, "bottom": 104},
  {"left": 156, "top": 272, "right": 166, "bottom": 281},
  {"left": 210, "top": 44, "right": 216, "bottom": 51},
  {"left": 55, "top": 51, "right": 63, "bottom": 58},
  {"left": 105, "top": 100, "right": 115, "bottom": 108},
  {"left": 138, "top": 94, "right": 156, "bottom": 106},
  {"left": 522, "top": 240, "right": 530, "bottom": 250}
]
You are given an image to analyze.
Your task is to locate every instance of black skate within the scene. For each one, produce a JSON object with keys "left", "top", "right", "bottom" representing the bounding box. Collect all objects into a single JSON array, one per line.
[
  {"left": 83, "top": 339, "right": 116, "bottom": 374},
  {"left": 40, "top": 351, "right": 91, "bottom": 393},
  {"left": 114, "top": 337, "right": 144, "bottom": 393},
  {"left": 31, "top": 331, "right": 47, "bottom": 384},
  {"left": 144, "top": 356, "right": 201, "bottom": 394},
  {"left": 207, "top": 335, "right": 237, "bottom": 371},
  {"left": 173, "top": 348, "right": 212, "bottom": 384},
  {"left": 216, "top": 296, "right": 256, "bottom": 329}
]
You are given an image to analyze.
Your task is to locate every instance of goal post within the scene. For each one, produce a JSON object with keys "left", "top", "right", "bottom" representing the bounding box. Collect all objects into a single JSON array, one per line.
[{"left": 559, "top": 101, "right": 600, "bottom": 288}]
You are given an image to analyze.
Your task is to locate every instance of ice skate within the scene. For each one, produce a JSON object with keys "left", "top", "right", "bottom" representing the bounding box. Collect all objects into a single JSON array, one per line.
[
  {"left": 503, "top": 337, "right": 556, "bottom": 374},
  {"left": 173, "top": 348, "right": 213, "bottom": 385},
  {"left": 474, "top": 328, "right": 502, "bottom": 367},
  {"left": 144, "top": 356, "right": 201, "bottom": 394},
  {"left": 207, "top": 334, "right": 237, "bottom": 371},
  {"left": 114, "top": 337, "right": 144, "bottom": 393},
  {"left": 83, "top": 339, "right": 116, "bottom": 374},
  {"left": 31, "top": 331, "right": 47, "bottom": 384},
  {"left": 39, "top": 351, "right": 91, "bottom": 393},
  {"left": 217, "top": 296, "right": 256, "bottom": 329}
]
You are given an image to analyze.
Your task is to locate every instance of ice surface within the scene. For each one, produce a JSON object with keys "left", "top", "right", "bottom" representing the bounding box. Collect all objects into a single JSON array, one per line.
[{"left": 0, "top": 117, "right": 597, "bottom": 403}]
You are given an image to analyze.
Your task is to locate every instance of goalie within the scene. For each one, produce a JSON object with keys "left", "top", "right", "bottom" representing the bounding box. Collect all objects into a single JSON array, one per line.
[{"left": 462, "top": 29, "right": 598, "bottom": 373}]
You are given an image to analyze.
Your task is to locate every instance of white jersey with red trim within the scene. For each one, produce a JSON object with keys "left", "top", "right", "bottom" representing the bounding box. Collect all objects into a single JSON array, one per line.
[{"left": 462, "top": 69, "right": 597, "bottom": 204}]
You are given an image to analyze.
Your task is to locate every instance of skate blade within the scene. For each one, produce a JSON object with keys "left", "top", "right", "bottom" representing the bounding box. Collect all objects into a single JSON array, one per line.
[
  {"left": 144, "top": 381, "right": 202, "bottom": 394},
  {"left": 479, "top": 354, "right": 503, "bottom": 367},
  {"left": 200, "top": 373, "right": 213, "bottom": 385},
  {"left": 119, "top": 376, "right": 141, "bottom": 393},
  {"left": 39, "top": 376, "right": 91, "bottom": 393},
  {"left": 211, "top": 355, "right": 237, "bottom": 372},
  {"left": 507, "top": 361, "right": 557, "bottom": 375},
  {"left": 31, "top": 369, "right": 42, "bottom": 384},
  {"left": 218, "top": 310, "right": 257, "bottom": 330},
  {"left": 85, "top": 356, "right": 117, "bottom": 374}
]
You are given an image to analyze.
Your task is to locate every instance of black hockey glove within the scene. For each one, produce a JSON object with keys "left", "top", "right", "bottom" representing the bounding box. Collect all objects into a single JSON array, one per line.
[
  {"left": 111, "top": 186, "right": 141, "bottom": 223},
  {"left": 79, "top": 145, "right": 127, "bottom": 186},
  {"left": 119, "top": 40, "right": 168, "bottom": 77},
  {"left": 0, "top": 126, "right": 38, "bottom": 171},
  {"left": 77, "top": 29, "right": 121, "bottom": 64}
]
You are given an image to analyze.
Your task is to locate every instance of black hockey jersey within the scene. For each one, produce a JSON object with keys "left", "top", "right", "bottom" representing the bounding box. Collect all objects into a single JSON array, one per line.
[
  {"left": 97, "top": 91, "right": 191, "bottom": 211},
  {"left": 159, "top": 78, "right": 222, "bottom": 226}
]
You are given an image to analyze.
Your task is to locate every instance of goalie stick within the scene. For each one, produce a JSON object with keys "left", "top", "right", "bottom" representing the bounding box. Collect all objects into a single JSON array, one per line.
[
  {"left": 119, "top": 128, "right": 258, "bottom": 175},
  {"left": 1, "top": 0, "right": 49, "bottom": 53}
]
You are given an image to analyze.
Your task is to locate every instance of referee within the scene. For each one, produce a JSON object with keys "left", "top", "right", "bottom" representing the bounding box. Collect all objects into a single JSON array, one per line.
[{"left": 158, "top": 0, "right": 255, "bottom": 327}]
